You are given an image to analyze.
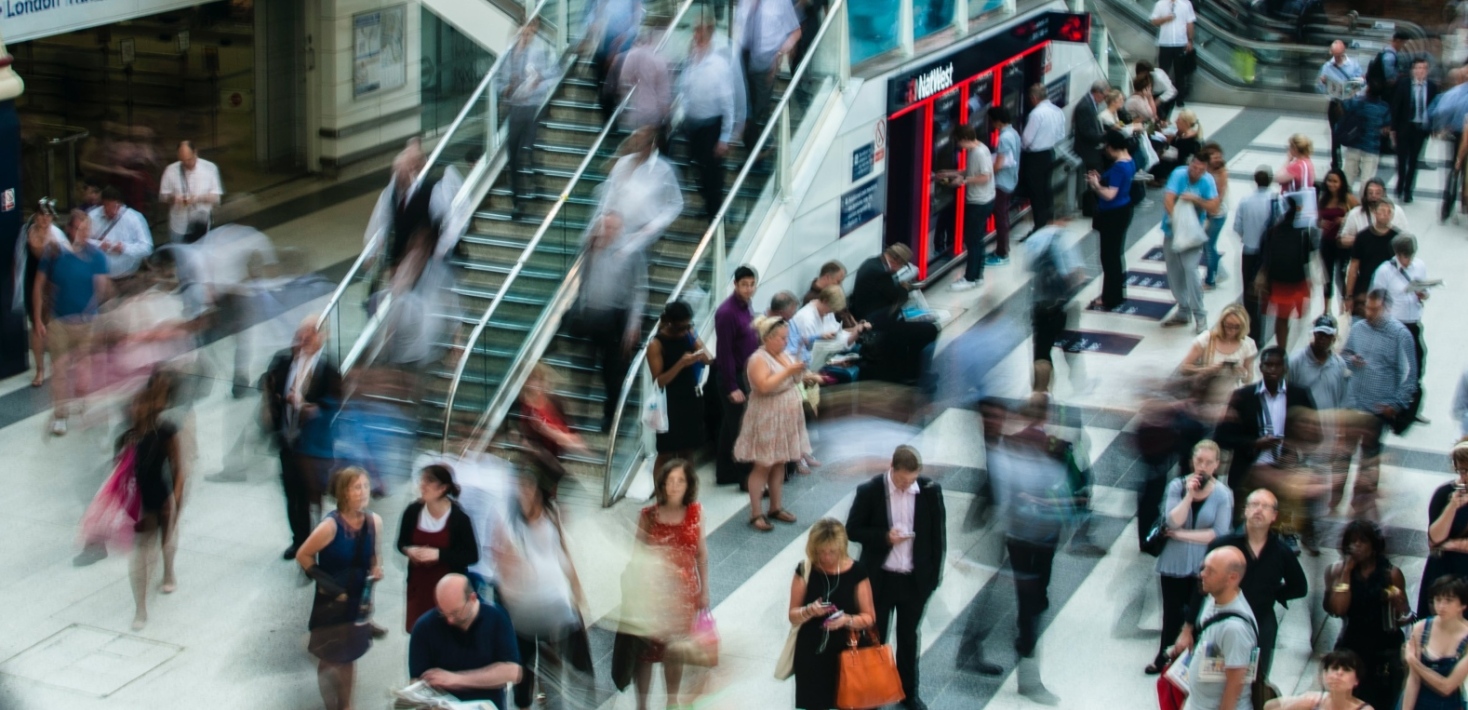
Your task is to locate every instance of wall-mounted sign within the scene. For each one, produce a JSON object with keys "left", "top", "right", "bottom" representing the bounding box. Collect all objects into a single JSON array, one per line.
[
  {"left": 840, "top": 179, "right": 883, "bottom": 237},
  {"left": 852, "top": 143, "right": 874, "bottom": 183},
  {"left": 3, "top": 0, "right": 205, "bottom": 45},
  {"left": 119, "top": 38, "right": 135, "bottom": 65},
  {"left": 353, "top": 5, "right": 408, "bottom": 99}
]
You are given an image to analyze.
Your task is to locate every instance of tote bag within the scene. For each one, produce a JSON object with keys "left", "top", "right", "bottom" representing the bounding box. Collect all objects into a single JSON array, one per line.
[
  {"left": 835, "top": 629, "right": 905, "bottom": 709},
  {"left": 1169, "top": 201, "right": 1208, "bottom": 253}
]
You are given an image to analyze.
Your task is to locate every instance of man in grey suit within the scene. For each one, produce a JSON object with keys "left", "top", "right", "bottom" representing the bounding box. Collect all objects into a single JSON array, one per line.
[{"left": 1072, "top": 80, "right": 1110, "bottom": 213}]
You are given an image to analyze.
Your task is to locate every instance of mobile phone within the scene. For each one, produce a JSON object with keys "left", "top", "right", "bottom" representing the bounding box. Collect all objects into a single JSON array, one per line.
[
  {"left": 1455, "top": 483, "right": 1467, "bottom": 494},
  {"left": 826, "top": 610, "right": 846, "bottom": 624}
]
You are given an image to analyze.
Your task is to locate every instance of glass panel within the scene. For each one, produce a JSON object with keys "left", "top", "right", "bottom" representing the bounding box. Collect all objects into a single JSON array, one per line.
[
  {"left": 421, "top": 10, "right": 496, "bottom": 134},
  {"left": 971, "top": 0, "right": 1016, "bottom": 23},
  {"left": 850, "top": 0, "right": 902, "bottom": 64},
  {"left": 915, "top": 0, "right": 955, "bottom": 40}
]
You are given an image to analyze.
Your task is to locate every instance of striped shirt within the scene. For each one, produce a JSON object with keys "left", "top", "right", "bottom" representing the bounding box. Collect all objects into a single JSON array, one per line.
[{"left": 1343, "top": 315, "right": 1417, "bottom": 412}]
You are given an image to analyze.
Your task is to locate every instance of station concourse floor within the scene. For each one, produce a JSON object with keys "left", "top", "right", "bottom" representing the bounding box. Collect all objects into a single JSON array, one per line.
[{"left": 1, "top": 103, "right": 1466, "bottom": 709}]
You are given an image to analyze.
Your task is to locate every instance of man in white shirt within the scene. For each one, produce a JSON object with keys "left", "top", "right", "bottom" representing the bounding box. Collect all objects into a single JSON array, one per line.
[
  {"left": 595, "top": 127, "right": 684, "bottom": 255},
  {"left": 949, "top": 125, "right": 996, "bottom": 290},
  {"left": 736, "top": 0, "right": 800, "bottom": 145},
  {"left": 87, "top": 186, "right": 153, "bottom": 279},
  {"left": 1369, "top": 234, "right": 1428, "bottom": 417},
  {"left": 158, "top": 140, "right": 223, "bottom": 244},
  {"left": 1319, "top": 41, "right": 1365, "bottom": 170},
  {"left": 678, "top": 22, "right": 743, "bottom": 221},
  {"left": 790, "top": 285, "right": 867, "bottom": 360},
  {"left": 1021, "top": 84, "right": 1066, "bottom": 229},
  {"left": 1151, "top": 0, "right": 1195, "bottom": 107}
]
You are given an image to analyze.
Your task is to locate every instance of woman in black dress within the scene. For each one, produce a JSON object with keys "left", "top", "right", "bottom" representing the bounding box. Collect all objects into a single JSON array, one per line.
[
  {"left": 646, "top": 300, "right": 709, "bottom": 476},
  {"left": 1325, "top": 519, "right": 1410, "bottom": 710},
  {"left": 788, "top": 518, "right": 875, "bottom": 710},
  {"left": 1420, "top": 442, "right": 1468, "bottom": 614},
  {"left": 124, "top": 371, "right": 187, "bottom": 631}
]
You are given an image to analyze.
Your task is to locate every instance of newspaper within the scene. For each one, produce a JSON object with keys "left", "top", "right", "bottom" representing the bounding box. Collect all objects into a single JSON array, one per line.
[{"left": 392, "top": 680, "right": 496, "bottom": 709}]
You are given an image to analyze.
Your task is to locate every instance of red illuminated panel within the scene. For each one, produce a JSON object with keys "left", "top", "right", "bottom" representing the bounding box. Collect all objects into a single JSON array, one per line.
[
  {"left": 1057, "top": 15, "right": 1091, "bottom": 43},
  {"left": 919, "top": 107, "right": 932, "bottom": 280}
]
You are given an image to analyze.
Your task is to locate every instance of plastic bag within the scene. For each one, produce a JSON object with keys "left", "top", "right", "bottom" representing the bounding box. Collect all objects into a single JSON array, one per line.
[
  {"left": 1169, "top": 201, "right": 1208, "bottom": 253},
  {"left": 643, "top": 387, "right": 669, "bottom": 434},
  {"left": 78, "top": 446, "right": 141, "bottom": 551}
]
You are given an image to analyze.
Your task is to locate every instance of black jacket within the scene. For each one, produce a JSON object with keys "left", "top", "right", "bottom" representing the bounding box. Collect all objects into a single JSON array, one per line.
[
  {"left": 1188, "top": 529, "right": 1309, "bottom": 631},
  {"left": 1391, "top": 78, "right": 1440, "bottom": 133},
  {"left": 846, "top": 473, "right": 947, "bottom": 593},
  {"left": 1214, "top": 382, "right": 1318, "bottom": 485},
  {"left": 261, "top": 348, "right": 343, "bottom": 449},
  {"left": 847, "top": 255, "right": 906, "bottom": 323},
  {"left": 1071, "top": 95, "right": 1106, "bottom": 169},
  {"left": 395, "top": 500, "right": 481, "bottom": 574}
]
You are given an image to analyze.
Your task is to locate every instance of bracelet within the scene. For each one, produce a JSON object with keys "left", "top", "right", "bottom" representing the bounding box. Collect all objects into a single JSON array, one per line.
[{"left": 1332, "top": 582, "right": 1351, "bottom": 594}]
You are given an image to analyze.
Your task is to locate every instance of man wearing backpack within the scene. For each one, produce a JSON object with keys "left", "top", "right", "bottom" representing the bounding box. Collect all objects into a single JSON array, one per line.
[
  {"left": 1338, "top": 86, "right": 1392, "bottom": 188},
  {"left": 1169, "top": 547, "right": 1258, "bottom": 710},
  {"left": 1026, "top": 220, "right": 1086, "bottom": 396},
  {"left": 1366, "top": 31, "right": 1410, "bottom": 96}
]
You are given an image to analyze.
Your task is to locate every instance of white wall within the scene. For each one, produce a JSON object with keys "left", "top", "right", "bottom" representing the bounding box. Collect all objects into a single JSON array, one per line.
[{"left": 309, "top": 0, "right": 425, "bottom": 171}]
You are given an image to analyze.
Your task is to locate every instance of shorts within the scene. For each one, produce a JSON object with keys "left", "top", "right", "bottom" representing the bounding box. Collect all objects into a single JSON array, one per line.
[
  {"left": 45, "top": 318, "right": 94, "bottom": 359},
  {"left": 1267, "top": 281, "right": 1310, "bottom": 318},
  {"left": 1032, "top": 303, "right": 1071, "bottom": 363}
]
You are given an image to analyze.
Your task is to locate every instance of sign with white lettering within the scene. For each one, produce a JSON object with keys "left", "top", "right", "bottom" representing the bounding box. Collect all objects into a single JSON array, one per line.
[
  {"left": 852, "top": 143, "right": 874, "bottom": 183},
  {"left": 840, "top": 179, "right": 883, "bottom": 237},
  {"left": 3, "top": 0, "right": 205, "bottom": 45}
]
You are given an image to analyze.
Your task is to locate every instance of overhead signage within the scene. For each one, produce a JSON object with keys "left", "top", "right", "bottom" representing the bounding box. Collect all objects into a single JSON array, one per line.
[
  {"left": 3, "top": 0, "right": 205, "bottom": 45},
  {"left": 906, "top": 63, "right": 954, "bottom": 103}
]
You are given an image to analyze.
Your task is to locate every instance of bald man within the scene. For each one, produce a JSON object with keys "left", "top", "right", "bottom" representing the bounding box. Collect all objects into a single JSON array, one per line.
[
  {"left": 1319, "top": 40, "right": 1365, "bottom": 170},
  {"left": 409, "top": 574, "right": 522, "bottom": 707},
  {"left": 262, "top": 316, "right": 342, "bottom": 559},
  {"left": 1174, "top": 547, "right": 1259, "bottom": 710}
]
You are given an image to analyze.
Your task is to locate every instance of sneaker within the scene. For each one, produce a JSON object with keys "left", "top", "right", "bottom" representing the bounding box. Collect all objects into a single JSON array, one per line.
[
  {"left": 984, "top": 255, "right": 1010, "bottom": 267},
  {"left": 50, "top": 418, "right": 67, "bottom": 436},
  {"left": 950, "top": 278, "right": 982, "bottom": 291},
  {"left": 1161, "top": 317, "right": 1191, "bottom": 328},
  {"left": 1194, "top": 320, "right": 1207, "bottom": 334}
]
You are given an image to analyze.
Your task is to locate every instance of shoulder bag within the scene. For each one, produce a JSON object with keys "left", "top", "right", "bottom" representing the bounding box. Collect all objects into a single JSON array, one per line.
[
  {"left": 774, "top": 561, "right": 813, "bottom": 680},
  {"left": 836, "top": 628, "right": 906, "bottom": 709}
]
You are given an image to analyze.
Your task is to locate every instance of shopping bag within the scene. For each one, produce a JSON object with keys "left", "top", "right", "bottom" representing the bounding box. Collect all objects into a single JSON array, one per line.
[
  {"left": 643, "top": 387, "right": 669, "bottom": 434},
  {"left": 1169, "top": 201, "right": 1208, "bottom": 253},
  {"left": 670, "top": 609, "right": 720, "bottom": 667},
  {"left": 78, "top": 446, "right": 141, "bottom": 551},
  {"left": 835, "top": 629, "right": 905, "bottom": 709},
  {"left": 774, "top": 625, "right": 799, "bottom": 680}
]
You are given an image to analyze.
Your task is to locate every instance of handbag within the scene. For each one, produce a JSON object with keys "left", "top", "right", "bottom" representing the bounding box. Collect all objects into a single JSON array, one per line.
[
  {"left": 835, "top": 628, "right": 906, "bottom": 710},
  {"left": 669, "top": 609, "right": 720, "bottom": 667},
  {"left": 1169, "top": 201, "right": 1208, "bottom": 252},
  {"left": 643, "top": 386, "right": 670, "bottom": 434},
  {"left": 79, "top": 445, "right": 142, "bottom": 550},
  {"left": 775, "top": 560, "right": 814, "bottom": 680},
  {"left": 1141, "top": 519, "right": 1169, "bottom": 556}
]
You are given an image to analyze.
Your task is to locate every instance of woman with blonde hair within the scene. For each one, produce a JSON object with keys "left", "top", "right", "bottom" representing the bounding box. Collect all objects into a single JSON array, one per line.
[
  {"left": 297, "top": 467, "right": 383, "bottom": 710},
  {"left": 1098, "top": 89, "right": 1126, "bottom": 129},
  {"left": 1277, "top": 134, "right": 1317, "bottom": 193},
  {"left": 735, "top": 316, "right": 812, "bottom": 532},
  {"left": 1179, "top": 304, "right": 1258, "bottom": 388},
  {"left": 787, "top": 518, "right": 876, "bottom": 710}
]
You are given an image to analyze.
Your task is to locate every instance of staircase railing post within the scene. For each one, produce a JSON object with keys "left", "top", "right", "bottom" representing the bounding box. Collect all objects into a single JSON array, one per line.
[
  {"left": 899, "top": 0, "right": 915, "bottom": 57},
  {"left": 953, "top": 0, "right": 969, "bottom": 36},
  {"left": 778, "top": 107, "right": 792, "bottom": 197}
]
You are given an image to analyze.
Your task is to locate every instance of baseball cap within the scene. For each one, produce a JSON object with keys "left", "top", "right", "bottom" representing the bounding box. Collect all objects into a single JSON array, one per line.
[{"left": 1312, "top": 315, "right": 1338, "bottom": 336}]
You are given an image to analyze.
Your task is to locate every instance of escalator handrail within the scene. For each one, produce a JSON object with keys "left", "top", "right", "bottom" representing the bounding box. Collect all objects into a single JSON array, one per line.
[
  {"left": 597, "top": 0, "right": 850, "bottom": 505},
  {"left": 443, "top": 0, "right": 701, "bottom": 454}
]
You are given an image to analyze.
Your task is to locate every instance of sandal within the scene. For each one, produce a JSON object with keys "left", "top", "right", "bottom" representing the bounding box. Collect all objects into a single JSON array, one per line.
[
  {"left": 749, "top": 515, "right": 773, "bottom": 532},
  {"left": 769, "top": 509, "right": 797, "bottom": 524}
]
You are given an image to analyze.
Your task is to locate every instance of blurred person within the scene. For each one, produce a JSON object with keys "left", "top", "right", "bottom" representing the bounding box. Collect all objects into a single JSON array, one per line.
[
  {"left": 377, "top": 225, "right": 462, "bottom": 371},
  {"left": 735, "top": 316, "right": 812, "bottom": 531},
  {"left": 1391, "top": 58, "right": 1438, "bottom": 204},
  {"left": 1087, "top": 131, "right": 1138, "bottom": 310},
  {"left": 1372, "top": 32, "right": 1408, "bottom": 93},
  {"left": 515, "top": 363, "right": 588, "bottom": 497},
  {"left": 1151, "top": 0, "right": 1195, "bottom": 109},
  {"left": 1319, "top": 41, "right": 1365, "bottom": 169},
  {"left": 1260, "top": 195, "right": 1316, "bottom": 349},
  {"left": 1215, "top": 347, "right": 1318, "bottom": 521},
  {"left": 1021, "top": 83, "right": 1066, "bottom": 229},
  {"left": 364, "top": 140, "right": 436, "bottom": 280},
  {"left": 1178, "top": 305, "right": 1258, "bottom": 391},
  {"left": 570, "top": 211, "right": 647, "bottom": 432},
  {"left": 1175, "top": 547, "right": 1256, "bottom": 710},
  {"left": 34, "top": 209, "right": 111, "bottom": 435},
  {"left": 615, "top": 31, "right": 673, "bottom": 138},
  {"left": 787, "top": 518, "right": 876, "bottom": 710},
  {"left": 791, "top": 0, "right": 827, "bottom": 68},
  {"left": 297, "top": 467, "right": 383, "bottom": 710},
  {"left": 1147, "top": 440, "right": 1234, "bottom": 675},
  {"left": 1325, "top": 519, "right": 1409, "bottom": 710},
  {"left": 595, "top": 127, "right": 684, "bottom": 255},
  {"left": 1368, "top": 234, "right": 1428, "bottom": 422},
  {"left": 946, "top": 124, "right": 996, "bottom": 291},
  {"left": 1161, "top": 154, "right": 1221, "bottom": 333},
  {"left": 264, "top": 317, "right": 343, "bottom": 559},
  {"left": 845, "top": 445, "right": 945, "bottom": 709},
  {"left": 989, "top": 106, "right": 1020, "bottom": 266},
  {"left": 1234, "top": 167, "right": 1277, "bottom": 343},
  {"left": 1339, "top": 289, "right": 1416, "bottom": 517},
  {"left": 1289, "top": 315, "right": 1352, "bottom": 515},
  {"left": 1201, "top": 144, "right": 1229, "bottom": 290},
  {"left": 1402, "top": 576, "right": 1468, "bottom": 710},
  {"left": 87, "top": 186, "right": 153, "bottom": 279},
  {"left": 1458, "top": 368, "right": 1468, "bottom": 439},
  {"left": 1340, "top": 86, "right": 1392, "bottom": 188},
  {"left": 433, "top": 146, "right": 485, "bottom": 261},
  {"left": 1151, "top": 109, "right": 1202, "bottom": 182},
  {"left": 848, "top": 244, "right": 938, "bottom": 385},
  {"left": 1025, "top": 219, "right": 1087, "bottom": 396},
  {"left": 647, "top": 301, "right": 710, "bottom": 477},
  {"left": 493, "top": 473, "right": 588, "bottom": 710},
  {"left": 714, "top": 266, "right": 759, "bottom": 486},
  {"left": 12, "top": 199, "right": 65, "bottom": 387},
  {"left": 122, "top": 372, "right": 187, "bottom": 630},
  {"left": 735, "top": 0, "right": 800, "bottom": 146},
  {"left": 157, "top": 140, "right": 222, "bottom": 244},
  {"left": 397, "top": 464, "right": 479, "bottom": 633},
  {"left": 1417, "top": 443, "right": 1468, "bottom": 617},
  {"left": 1137, "top": 60, "right": 1179, "bottom": 121},
  {"left": 175, "top": 223, "right": 280, "bottom": 396},
  {"left": 1318, "top": 169, "right": 1360, "bottom": 314},
  {"left": 1339, "top": 178, "right": 1408, "bottom": 252},
  {"left": 409, "top": 573, "right": 522, "bottom": 707},
  {"left": 1263, "top": 650, "right": 1375, "bottom": 710},
  {"left": 634, "top": 460, "right": 711, "bottom": 710},
  {"left": 497, "top": 17, "right": 557, "bottom": 215},
  {"left": 581, "top": 0, "right": 644, "bottom": 120},
  {"left": 679, "top": 21, "right": 741, "bottom": 222},
  {"left": 77, "top": 179, "right": 104, "bottom": 212}
]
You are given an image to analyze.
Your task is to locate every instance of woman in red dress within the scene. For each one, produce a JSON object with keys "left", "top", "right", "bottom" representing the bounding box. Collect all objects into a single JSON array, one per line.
[
  {"left": 396, "top": 464, "right": 480, "bottom": 632},
  {"left": 634, "top": 459, "right": 710, "bottom": 710},
  {"left": 517, "top": 363, "right": 589, "bottom": 497}
]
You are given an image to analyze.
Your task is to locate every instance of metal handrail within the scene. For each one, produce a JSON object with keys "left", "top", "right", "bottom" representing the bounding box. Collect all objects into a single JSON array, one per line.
[
  {"left": 598, "top": 0, "right": 849, "bottom": 505},
  {"left": 314, "top": 0, "right": 555, "bottom": 339},
  {"left": 441, "top": 0, "right": 700, "bottom": 453}
]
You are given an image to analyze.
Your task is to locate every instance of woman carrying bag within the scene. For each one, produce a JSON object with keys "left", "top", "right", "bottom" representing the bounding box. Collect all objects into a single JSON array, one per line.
[
  {"left": 647, "top": 301, "right": 710, "bottom": 477},
  {"left": 782, "top": 518, "right": 878, "bottom": 710}
]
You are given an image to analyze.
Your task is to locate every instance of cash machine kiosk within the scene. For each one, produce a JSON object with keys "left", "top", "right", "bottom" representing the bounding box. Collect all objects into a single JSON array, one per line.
[{"left": 884, "top": 11, "right": 1091, "bottom": 281}]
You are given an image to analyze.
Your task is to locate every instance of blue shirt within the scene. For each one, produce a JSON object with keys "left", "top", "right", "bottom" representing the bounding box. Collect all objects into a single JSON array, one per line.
[
  {"left": 40, "top": 243, "right": 108, "bottom": 319},
  {"left": 994, "top": 127, "right": 1022, "bottom": 193},
  {"left": 409, "top": 602, "right": 522, "bottom": 708},
  {"left": 1097, "top": 159, "right": 1136, "bottom": 211},
  {"left": 1161, "top": 167, "right": 1218, "bottom": 236},
  {"left": 1342, "top": 97, "right": 1392, "bottom": 153}
]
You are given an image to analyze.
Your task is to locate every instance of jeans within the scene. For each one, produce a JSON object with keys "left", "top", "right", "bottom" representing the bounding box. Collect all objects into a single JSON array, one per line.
[
  {"left": 1163, "top": 240, "right": 1205, "bottom": 324},
  {"left": 993, "top": 188, "right": 1013, "bottom": 257},
  {"left": 1203, "top": 215, "right": 1226, "bottom": 286},
  {"left": 962, "top": 200, "right": 995, "bottom": 282}
]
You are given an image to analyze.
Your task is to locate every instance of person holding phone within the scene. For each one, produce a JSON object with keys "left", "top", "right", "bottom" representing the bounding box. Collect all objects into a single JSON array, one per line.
[
  {"left": 788, "top": 519, "right": 875, "bottom": 710},
  {"left": 1178, "top": 305, "right": 1258, "bottom": 391},
  {"left": 647, "top": 300, "right": 710, "bottom": 477},
  {"left": 735, "top": 316, "right": 813, "bottom": 531},
  {"left": 1325, "top": 519, "right": 1408, "bottom": 710},
  {"left": 1149, "top": 440, "right": 1233, "bottom": 675},
  {"left": 1417, "top": 443, "right": 1468, "bottom": 615}
]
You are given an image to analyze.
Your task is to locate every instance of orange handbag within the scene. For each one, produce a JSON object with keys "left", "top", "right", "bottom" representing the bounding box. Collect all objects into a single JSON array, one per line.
[{"left": 835, "top": 629, "right": 906, "bottom": 710}]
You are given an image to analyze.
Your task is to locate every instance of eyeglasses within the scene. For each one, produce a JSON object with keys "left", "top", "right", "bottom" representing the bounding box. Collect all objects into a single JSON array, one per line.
[{"left": 1245, "top": 501, "right": 1278, "bottom": 510}]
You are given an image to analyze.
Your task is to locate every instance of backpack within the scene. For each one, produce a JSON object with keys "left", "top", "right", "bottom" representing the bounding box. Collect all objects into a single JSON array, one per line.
[
  {"left": 1264, "top": 219, "right": 1311, "bottom": 283},
  {"left": 1031, "top": 236, "right": 1072, "bottom": 309},
  {"left": 1366, "top": 48, "right": 1393, "bottom": 91},
  {"left": 1334, "top": 104, "right": 1368, "bottom": 146}
]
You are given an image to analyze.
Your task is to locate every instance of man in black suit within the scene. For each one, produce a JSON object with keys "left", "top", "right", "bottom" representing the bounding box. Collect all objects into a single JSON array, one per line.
[
  {"left": 1391, "top": 57, "right": 1438, "bottom": 204},
  {"left": 847, "top": 244, "right": 939, "bottom": 384},
  {"left": 1072, "top": 80, "right": 1110, "bottom": 213},
  {"left": 1214, "top": 347, "right": 1318, "bottom": 523},
  {"left": 846, "top": 445, "right": 946, "bottom": 710},
  {"left": 262, "top": 316, "right": 343, "bottom": 559}
]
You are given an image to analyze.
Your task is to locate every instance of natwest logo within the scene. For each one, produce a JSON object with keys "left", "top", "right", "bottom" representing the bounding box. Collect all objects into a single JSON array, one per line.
[{"left": 906, "top": 63, "right": 955, "bottom": 103}]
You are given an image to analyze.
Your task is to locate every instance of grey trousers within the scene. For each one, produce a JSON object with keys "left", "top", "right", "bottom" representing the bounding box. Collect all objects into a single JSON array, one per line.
[{"left": 1164, "top": 241, "right": 1205, "bottom": 323}]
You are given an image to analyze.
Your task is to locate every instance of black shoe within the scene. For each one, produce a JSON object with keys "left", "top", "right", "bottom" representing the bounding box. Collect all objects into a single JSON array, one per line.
[
  {"left": 282, "top": 544, "right": 301, "bottom": 561},
  {"left": 1144, "top": 650, "right": 1170, "bottom": 675},
  {"left": 1404, "top": 195, "right": 1414, "bottom": 204},
  {"left": 73, "top": 544, "right": 108, "bottom": 567},
  {"left": 901, "top": 699, "right": 929, "bottom": 710},
  {"left": 963, "top": 657, "right": 1005, "bottom": 676}
]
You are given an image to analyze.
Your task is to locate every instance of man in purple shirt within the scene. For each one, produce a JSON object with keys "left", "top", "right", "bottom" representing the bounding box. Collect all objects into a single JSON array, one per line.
[{"left": 715, "top": 265, "right": 759, "bottom": 485}]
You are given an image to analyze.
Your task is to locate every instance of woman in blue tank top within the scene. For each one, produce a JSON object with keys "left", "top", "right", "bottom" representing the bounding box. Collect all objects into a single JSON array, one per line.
[{"left": 1403, "top": 576, "right": 1468, "bottom": 710}]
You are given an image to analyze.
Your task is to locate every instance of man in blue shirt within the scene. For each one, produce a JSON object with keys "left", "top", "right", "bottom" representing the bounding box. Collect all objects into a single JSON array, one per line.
[
  {"left": 1161, "top": 156, "right": 1221, "bottom": 333},
  {"left": 409, "top": 574, "right": 522, "bottom": 708},
  {"left": 1340, "top": 87, "right": 1392, "bottom": 189},
  {"left": 34, "top": 209, "right": 110, "bottom": 436},
  {"left": 989, "top": 106, "right": 1022, "bottom": 265}
]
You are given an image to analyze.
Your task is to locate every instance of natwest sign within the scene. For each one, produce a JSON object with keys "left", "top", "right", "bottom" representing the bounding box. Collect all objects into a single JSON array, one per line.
[
  {"left": 4, "top": 0, "right": 205, "bottom": 45},
  {"left": 905, "top": 63, "right": 954, "bottom": 103}
]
